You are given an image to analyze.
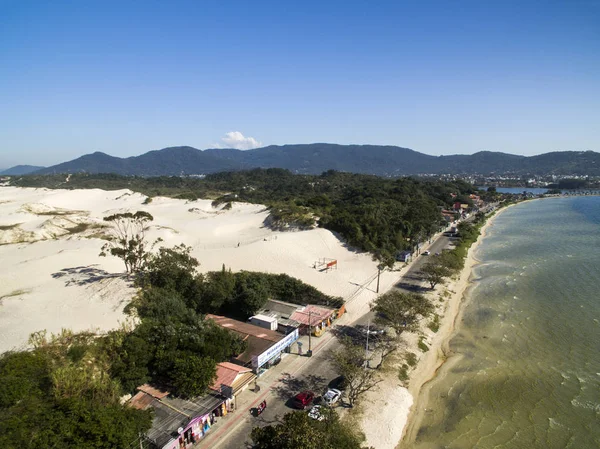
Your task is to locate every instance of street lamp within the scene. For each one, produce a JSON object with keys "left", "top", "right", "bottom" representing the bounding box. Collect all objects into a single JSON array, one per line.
[{"left": 364, "top": 321, "right": 372, "bottom": 369}]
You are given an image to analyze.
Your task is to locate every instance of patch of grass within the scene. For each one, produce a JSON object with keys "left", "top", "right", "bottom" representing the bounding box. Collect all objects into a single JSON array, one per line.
[
  {"left": 398, "top": 364, "right": 409, "bottom": 382},
  {"left": 405, "top": 352, "right": 418, "bottom": 367},
  {"left": 0, "top": 289, "right": 30, "bottom": 301},
  {"left": 428, "top": 314, "right": 440, "bottom": 333},
  {"left": 67, "top": 223, "right": 91, "bottom": 234},
  {"left": 82, "top": 223, "right": 110, "bottom": 239},
  {"left": 37, "top": 210, "right": 82, "bottom": 216},
  {"left": 0, "top": 223, "right": 20, "bottom": 230},
  {"left": 418, "top": 337, "right": 429, "bottom": 352}
]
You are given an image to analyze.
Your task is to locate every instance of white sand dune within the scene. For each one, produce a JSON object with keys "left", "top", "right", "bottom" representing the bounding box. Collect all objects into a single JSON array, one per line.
[{"left": 0, "top": 186, "right": 384, "bottom": 353}]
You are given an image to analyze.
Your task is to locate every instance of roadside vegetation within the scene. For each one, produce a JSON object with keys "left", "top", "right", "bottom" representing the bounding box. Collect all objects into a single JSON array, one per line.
[{"left": 251, "top": 407, "right": 368, "bottom": 449}]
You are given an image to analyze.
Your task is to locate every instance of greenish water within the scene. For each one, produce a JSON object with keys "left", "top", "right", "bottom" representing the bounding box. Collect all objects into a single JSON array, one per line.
[{"left": 410, "top": 197, "right": 600, "bottom": 449}]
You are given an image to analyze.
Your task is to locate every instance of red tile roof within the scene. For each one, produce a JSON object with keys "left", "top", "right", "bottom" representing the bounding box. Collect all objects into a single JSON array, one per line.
[
  {"left": 290, "top": 305, "right": 335, "bottom": 326},
  {"left": 137, "top": 384, "right": 170, "bottom": 399},
  {"left": 210, "top": 362, "right": 253, "bottom": 391},
  {"left": 129, "top": 391, "right": 155, "bottom": 410}
]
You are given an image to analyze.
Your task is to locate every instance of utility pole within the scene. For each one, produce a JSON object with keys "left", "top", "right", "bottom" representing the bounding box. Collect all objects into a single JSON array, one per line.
[
  {"left": 307, "top": 310, "right": 312, "bottom": 356},
  {"left": 376, "top": 267, "right": 381, "bottom": 293},
  {"left": 365, "top": 320, "right": 370, "bottom": 369}
]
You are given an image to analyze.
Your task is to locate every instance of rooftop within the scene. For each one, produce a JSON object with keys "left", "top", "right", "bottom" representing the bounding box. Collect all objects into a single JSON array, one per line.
[
  {"left": 129, "top": 385, "right": 224, "bottom": 448},
  {"left": 261, "top": 298, "right": 303, "bottom": 317},
  {"left": 206, "top": 314, "right": 283, "bottom": 342},
  {"left": 210, "top": 362, "right": 255, "bottom": 394},
  {"left": 290, "top": 304, "right": 335, "bottom": 326}
]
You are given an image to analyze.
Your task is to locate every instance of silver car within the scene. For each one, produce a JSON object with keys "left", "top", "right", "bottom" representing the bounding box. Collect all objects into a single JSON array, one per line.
[
  {"left": 308, "top": 405, "right": 325, "bottom": 421},
  {"left": 322, "top": 388, "right": 342, "bottom": 406}
]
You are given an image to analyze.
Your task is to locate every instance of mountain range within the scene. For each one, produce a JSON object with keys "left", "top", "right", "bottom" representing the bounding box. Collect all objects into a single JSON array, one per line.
[
  {"left": 3, "top": 144, "right": 599, "bottom": 177},
  {"left": 0, "top": 165, "right": 46, "bottom": 175}
]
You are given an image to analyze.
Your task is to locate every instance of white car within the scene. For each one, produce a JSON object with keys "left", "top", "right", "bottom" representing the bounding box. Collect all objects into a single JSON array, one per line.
[
  {"left": 422, "top": 250, "right": 430, "bottom": 255},
  {"left": 322, "top": 388, "right": 342, "bottom": 406},
  {"left": 308, "top": 405, "right": 325, "bottom": 421}
]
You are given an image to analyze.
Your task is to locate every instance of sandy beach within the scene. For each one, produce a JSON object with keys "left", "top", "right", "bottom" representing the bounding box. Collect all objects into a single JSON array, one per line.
[{"left": 396, "top": 203, "right": 521, "bottom": 448}]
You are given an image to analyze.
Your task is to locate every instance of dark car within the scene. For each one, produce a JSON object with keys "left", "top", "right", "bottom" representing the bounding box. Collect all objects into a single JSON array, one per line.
[
  {"left": 292, "top": 391, "right": 315, "bottom": 409},
  {"left": 328, "top": 375, "right": 347, "bottom": 391}
]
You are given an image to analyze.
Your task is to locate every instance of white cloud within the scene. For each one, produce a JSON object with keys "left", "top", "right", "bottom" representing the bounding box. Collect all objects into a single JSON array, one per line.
[{"left": 216, "top": 131, "right": 262, "bottom": 150}]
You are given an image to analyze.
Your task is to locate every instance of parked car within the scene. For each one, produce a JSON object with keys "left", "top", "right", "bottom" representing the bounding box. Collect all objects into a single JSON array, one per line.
[
  {"left": 328, "top": 375, "right": 347, "bottom": 391},
  {"left": 422, "top": 250, "right": 430, "bottom": 255},
  {"left": 322, "top": 388, "right": 342, "bottom": 406},
  {"left": 292, "top": 391, "right": 315, "bottom": 409},
  {"left": 308, "top": 405, "right": 325, "bottom": 421}
]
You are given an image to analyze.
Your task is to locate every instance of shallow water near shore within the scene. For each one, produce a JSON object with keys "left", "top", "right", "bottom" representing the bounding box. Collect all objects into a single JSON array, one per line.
[{"left": 407, "top": 197, "right": 600, "bottom": 449}]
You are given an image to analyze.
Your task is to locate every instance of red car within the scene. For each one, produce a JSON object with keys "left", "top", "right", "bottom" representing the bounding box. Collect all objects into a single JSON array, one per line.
[{"left": 292, "top": 391, "right": 315, "bottom": 409}]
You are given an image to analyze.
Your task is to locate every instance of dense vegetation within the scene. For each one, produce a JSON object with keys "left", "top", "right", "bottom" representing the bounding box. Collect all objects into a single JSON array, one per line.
[
  {"left": 0, "top": 332, "right": 153, "bottom": 449},
  {"left": 251, "top": 408, "right": 368, "bottom": 449},
  {"left": 12, "top": 169, "right": 477, "bottom": 265}
]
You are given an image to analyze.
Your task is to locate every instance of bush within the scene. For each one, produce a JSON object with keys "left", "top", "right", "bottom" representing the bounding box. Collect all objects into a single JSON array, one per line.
[
  {"left": 428, "top": 314, "right": 440, "bottom": 333},
  {"left": 405, "top": 352, "right": 418, "bottom": 367},
  {"left": 398, "top": 364, "right": 409, "bottom": 382}
]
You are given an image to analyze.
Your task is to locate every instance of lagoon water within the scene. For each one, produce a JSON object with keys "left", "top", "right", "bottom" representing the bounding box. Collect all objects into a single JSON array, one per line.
[{"left": 410, "top": 197, "right": 600, "bottom": 448}]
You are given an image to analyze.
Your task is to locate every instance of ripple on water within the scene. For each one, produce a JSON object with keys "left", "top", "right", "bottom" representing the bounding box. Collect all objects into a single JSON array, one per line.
[{"left": 409, "top": 197, "right": 600, "bottom": 449}]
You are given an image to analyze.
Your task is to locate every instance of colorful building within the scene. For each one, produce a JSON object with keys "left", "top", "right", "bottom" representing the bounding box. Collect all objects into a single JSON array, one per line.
[{"left": 129, "top": 384, "right": 230, "bottom": 449}]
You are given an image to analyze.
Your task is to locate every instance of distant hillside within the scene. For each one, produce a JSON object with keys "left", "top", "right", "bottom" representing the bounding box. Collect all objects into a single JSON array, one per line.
[
  {"left": 1, "top": 165, "right": 46, "bottom": 175},
  {"left": 33, "top": 145, "right": 600, "bottom": 177}
]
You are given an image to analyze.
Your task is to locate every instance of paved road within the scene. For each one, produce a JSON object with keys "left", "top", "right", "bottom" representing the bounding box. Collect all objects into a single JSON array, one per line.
[{"left": 205, "top": 230, "right": 456, "bottom": 449}]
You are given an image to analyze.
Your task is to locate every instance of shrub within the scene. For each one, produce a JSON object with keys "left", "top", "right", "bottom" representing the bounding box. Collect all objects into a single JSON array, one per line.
[
  {"left": 398, "top": 364, "right": 409, "bottom": 382},
  {"left": 405, "top": 352, "right": 418, "bottom": 367},
  {"left": 428, "top": 314, "right": 440, "bottom": 333}
]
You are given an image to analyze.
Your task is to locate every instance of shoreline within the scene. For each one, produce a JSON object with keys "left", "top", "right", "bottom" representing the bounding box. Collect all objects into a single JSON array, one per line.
[{"left": 396, "top": 202, "right": 523, "bottom": 448}]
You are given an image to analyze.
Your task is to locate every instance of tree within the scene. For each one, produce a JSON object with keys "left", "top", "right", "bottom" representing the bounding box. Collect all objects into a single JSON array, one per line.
[
  {"left": 142, "top": 244, "right": 200, "bottom": 292},
  {"left": 372, "top": 332, "right": 402, "bottom": 370},
  {"left": 420, "top": 261, "right": 451, "bottom": 289},
  {"left": 201, "top": 264, "right": 236, "bottom": 312},
  {"left": 371, "top": 290, "right": 434, "bottom": 335},
  {"left": 0, "top": 335, "right": 152, "bottom": 449},
  {"left": 251, "top": 409, "right": 365, "bottom": 449},
  {"left": 108, "top": 333, "right": 152, "bottom": 393},
  {"left": 437, "top": 250, "right": 463, "bottom": 273},
  {"left": 99, "top": 211, "right": 155, "bottom": 274},
  {"left": 225, "top": 271, "right": 270, "bottom": 319},
  {"left": 172, "top": 355, "right": 217, "bottom": 398},
  {"left": 331, "top": 337, "right": 382, "bottom": 407}
]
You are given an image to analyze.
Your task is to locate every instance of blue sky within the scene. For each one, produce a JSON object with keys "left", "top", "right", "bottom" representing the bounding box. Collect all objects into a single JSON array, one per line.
[{"left": 1, "top": 0, "right": 599, "bottom": 168}]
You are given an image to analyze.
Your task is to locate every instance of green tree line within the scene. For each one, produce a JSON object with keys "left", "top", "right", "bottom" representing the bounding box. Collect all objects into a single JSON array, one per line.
[{"left": 11, "top": 169, "right": 477, "bottom": 265}]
